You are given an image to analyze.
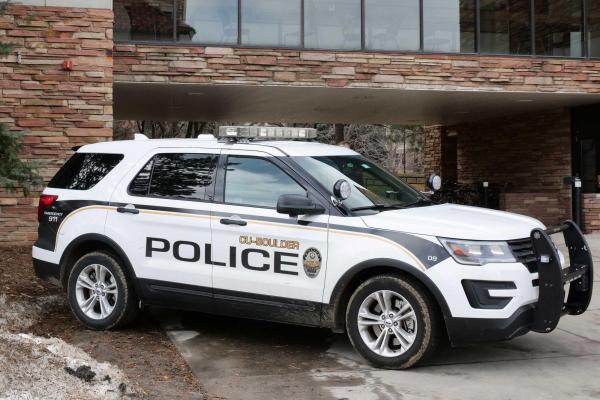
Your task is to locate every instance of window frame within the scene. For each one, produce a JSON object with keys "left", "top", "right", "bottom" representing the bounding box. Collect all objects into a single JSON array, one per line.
[
  {"left": 216, "top": 154, "right": 310, "bottom": 210},
  {"left": 113, "top": 0, "right": 592, "bottom": 59},
  {"left": 127, "top": 151, "right": 220, "bottom": 203}
]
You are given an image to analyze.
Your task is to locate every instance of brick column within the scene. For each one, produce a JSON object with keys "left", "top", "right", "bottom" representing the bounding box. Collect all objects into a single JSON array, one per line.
[
  {"left": 423, "top": 125, "right": 443, "bottom": 177},
  {"left": 0, "top": 5, "right": 114, "bottom": 245}
]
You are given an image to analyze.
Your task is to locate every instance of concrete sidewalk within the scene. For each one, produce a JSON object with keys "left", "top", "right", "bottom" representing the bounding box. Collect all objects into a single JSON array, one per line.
[{"left": 160, "top": 234, "right": 600, "bottom": 400}]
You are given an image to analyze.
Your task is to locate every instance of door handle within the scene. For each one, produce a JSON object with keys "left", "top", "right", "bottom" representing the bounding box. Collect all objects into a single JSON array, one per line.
[
  {"left": 117, "top": 205, "right": 139, "bottom": 214},
  {"left": 220, "top": 217, "right": 247, "bottom": 226}
]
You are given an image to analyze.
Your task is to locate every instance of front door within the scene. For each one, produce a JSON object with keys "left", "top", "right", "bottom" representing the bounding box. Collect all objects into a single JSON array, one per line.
[{"left": 210, "top": 150, "right": 330, "bottom": 323}]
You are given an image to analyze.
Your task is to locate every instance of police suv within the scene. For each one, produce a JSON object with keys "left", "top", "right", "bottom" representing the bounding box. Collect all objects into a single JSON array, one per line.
[{"left": 32, "top": 126, "right": 594, "bottom": 369}]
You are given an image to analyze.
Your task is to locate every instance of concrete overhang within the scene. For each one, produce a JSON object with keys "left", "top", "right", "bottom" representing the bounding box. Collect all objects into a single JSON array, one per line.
[{"left": 114, "top": 82, "right": 600, "bottom": 125}]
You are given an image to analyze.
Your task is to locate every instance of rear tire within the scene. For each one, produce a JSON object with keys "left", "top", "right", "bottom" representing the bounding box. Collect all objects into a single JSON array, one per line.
[
  {"left": 345, "top": 274, "right": 440, "bottom": 369},
  {"left": 67, "top": 251, "right": 138, "bottom": 330}
]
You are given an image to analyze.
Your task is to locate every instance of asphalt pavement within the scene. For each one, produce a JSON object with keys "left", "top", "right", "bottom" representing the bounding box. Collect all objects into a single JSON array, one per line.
[{"left": 158, "top": 234, "right": 600, "bottom": 400}]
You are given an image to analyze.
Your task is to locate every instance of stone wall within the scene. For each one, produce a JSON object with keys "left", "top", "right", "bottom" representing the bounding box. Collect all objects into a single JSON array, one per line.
[
  {"left": 0, "top": 4, "right": 113, "bottom": 245},
  {"left": 114, "top": 44, "right": 600, "bottom": 93},
  {"left": 450, "top": 108, "right": 572, "bottom": 226},
  {"left": 583, "top": 194, "right": 600, "bottom": 233}
]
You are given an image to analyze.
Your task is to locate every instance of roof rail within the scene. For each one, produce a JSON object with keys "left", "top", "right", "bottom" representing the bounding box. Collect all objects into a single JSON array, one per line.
[{"left": 134, "top": 133, "right": 149, "bottom": 140}]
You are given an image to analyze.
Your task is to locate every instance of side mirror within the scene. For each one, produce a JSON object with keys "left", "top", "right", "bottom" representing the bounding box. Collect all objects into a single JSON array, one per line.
[
  {"left": 277, "top": 194, "right": 325, "bottom": 217},
  {"left": 427, "top": 174, "right": 442, "bottom": 192},
  {"left": 333, "top": 179, "right": 351, "bottom": 200}
]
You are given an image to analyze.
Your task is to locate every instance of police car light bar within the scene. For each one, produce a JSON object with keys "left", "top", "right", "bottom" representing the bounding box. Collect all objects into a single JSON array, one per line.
[{"left": 218, "top": 126, "right": 317, "bottom": 140}]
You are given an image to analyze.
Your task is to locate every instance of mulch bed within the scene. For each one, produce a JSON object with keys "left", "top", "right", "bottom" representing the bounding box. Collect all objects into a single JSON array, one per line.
[{"left": 0, "top": 246, "right": 207, "bottom": 400}]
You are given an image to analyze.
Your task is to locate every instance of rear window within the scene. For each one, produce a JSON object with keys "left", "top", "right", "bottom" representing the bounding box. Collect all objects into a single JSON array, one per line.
[
  {"left": 48, "top": 153, "right": 123, "bottom": 190},
  {"left": 129, "top": 153, "right": 218, "bottom": 201}
]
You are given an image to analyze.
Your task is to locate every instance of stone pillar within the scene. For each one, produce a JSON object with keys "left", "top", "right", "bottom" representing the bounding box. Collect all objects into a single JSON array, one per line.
[
  {"left": 423, "top": 125, "right": 443, "bottom": 177},
  {"left": 0, "top": 4, "right": 114, "bottom": 244}
]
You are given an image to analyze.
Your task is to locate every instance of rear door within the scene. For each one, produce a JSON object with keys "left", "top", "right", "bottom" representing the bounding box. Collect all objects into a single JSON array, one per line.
[
  {"left": 209, "top": 149, "right": 330, "bottom": 324},
  {"left": 107, "top": 148, "right": 219, "bottom": 302}
]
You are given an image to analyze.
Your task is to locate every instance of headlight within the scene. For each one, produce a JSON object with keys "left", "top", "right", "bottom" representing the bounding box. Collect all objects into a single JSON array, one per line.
[{"left": 438, "top": 238, "right": 516, "bottom": 265}]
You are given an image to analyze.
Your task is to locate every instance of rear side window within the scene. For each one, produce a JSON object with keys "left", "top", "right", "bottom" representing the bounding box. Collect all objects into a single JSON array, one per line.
[
  {"left": 48, "top": 153, "right": 123, "bottom": 190},
  {"left": 129, "top": 153, "right": 218, "bottom": 201}
]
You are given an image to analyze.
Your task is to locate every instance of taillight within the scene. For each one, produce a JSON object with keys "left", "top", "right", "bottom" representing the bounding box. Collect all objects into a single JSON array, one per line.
[{"left": 38, "top": 194, "right": 58, "bottom": 223}]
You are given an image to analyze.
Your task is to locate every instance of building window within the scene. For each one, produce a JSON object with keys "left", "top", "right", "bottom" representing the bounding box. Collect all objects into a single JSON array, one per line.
[
  {"left": 535, "top": 0, "right": 583, "bottom": 57},
  {"left": 241, "top": 0, "right": 301, "bottom": 47},
  {"left": 114, "top": 0, "right": 176, "bottom": 42},
  {"left": 176, "top": 0, "right": 238, "bottom": 45},
  {"left": 305, "top": 0, "right": 362, "bottom": 50},
  {"left": 588, "top": 0, "right": 600, "bottom": 57},
  {"left": 365, "top": 0, "right": 420, "bottom": 51},
  {"left": 479, "top": 0, "right": 532, "bottom": 55},
  {"left": 423, "top": 0, "right": 476, "bottom": 53}
]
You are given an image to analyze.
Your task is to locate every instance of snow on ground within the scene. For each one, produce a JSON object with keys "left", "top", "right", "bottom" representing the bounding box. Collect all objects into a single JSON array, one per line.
[{"left": 0, "top": 294, "right": 139, "bottom": 399}]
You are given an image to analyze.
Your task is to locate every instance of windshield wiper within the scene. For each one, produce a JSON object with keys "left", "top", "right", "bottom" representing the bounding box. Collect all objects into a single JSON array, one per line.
[
  {"left": 350, "top": 204, "right": 405, "bottom": 212},
  {"left": 403, "top": 198, "right": 433, "bottom": 208}
]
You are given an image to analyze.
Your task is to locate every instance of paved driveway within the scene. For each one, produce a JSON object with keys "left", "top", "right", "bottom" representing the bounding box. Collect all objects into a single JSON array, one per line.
[{"left": 158, "top": 235, "right": 600, "bottom": 400}]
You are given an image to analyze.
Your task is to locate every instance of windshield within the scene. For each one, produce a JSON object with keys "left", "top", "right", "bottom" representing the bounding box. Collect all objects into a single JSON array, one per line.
[{"left": 293, "top": 155, "right": 429, "bottom": 211}]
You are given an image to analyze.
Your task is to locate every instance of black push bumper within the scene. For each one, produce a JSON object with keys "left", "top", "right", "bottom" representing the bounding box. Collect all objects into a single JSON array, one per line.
[
  {"left": 446, "top": 220, "right": 593, "bottom": 346},
  {"left": 530, "top": 220, "right": 594, "bottom": 333}
]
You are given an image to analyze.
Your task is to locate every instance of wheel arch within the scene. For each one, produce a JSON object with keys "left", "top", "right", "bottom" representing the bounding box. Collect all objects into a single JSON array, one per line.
[
  {"left": 59, "top": 233, "right": 139, "bottom": 294},
  {"left": 324, "top": 258, "right": 451, "bottom": 333}
]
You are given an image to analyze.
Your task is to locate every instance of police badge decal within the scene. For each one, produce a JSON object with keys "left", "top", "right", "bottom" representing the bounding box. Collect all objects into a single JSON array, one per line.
[{"left": 303, "top": 248, "right": 322, "bottom": 278}]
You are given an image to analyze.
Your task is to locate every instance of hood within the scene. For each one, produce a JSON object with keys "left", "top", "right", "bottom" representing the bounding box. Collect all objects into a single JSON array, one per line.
[{"left": 360, "top": 203, "right": 545, "bottom": 241}]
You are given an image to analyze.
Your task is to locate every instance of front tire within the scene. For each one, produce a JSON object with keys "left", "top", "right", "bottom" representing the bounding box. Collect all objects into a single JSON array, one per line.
[
  {"left": 346, "top": 275, "right": 440, "bottom": 369},
  {"left": 67, "top": 251, "right": 138, "bottom": 330}
]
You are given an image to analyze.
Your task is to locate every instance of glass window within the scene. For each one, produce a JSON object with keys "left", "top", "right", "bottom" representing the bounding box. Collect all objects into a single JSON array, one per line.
[
  {"left": 305, "top": 0, "right": 361, "bottom": 50},
  {"left": 114, "top": 0, "right": 175, "bottom": 42},
  {"left": 49, "top": 153, "right": 123, "bottom": 190},
  {"left": 423, "top": 0, "right": 476, "bottom": 52},
  {"left": 365, "top": 0, "right": 420, "bottom": 51},
  {"left": 479, "top": 0, "right": 532, "bottom": 54},
  {"left": 294, "top": 156, "right": 427, "bottom": 212},
  {"left": 535, "top": 0, "right": 582, "bottom": 57},
  {"left": 224, "top": 156, "right": 306, "bottom": 208},
  {"left": 589, "top": 0, "right": 600, "bottom": 57},
  {"left": 241, "top": 0, "right": 301, "bottom": 47},
  {"left": 130, "top": 153, "right": 218, "bottom": 200},
  {"left": 176, "top": 0, "right": 237, "bottom": 44}
]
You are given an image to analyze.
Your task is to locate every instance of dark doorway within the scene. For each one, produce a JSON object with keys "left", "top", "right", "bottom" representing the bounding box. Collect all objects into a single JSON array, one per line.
[{"left": 573, "top": 105, "right": 600, "bottom": 193}]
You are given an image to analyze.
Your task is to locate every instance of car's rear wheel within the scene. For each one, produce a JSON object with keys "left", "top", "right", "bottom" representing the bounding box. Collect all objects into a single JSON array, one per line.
[
  {"left": 345, "top": 275, "right": 440, "bottom": 369},
  {"left": 67, "top": 251, "right": 138, "bottom": 330}
]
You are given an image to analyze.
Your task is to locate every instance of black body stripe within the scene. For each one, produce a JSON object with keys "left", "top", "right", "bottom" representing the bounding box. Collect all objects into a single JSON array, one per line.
[{"left": 38, "top": 200, "right": 449, "bottom": 269}]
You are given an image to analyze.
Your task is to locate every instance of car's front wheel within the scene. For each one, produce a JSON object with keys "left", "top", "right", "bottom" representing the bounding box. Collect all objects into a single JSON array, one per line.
[
  {"left": 67, "top": 251, "right": 138, "bottom": 330},
  {"left": 345, "top": 275, "right": 440, "bottom": 369}
]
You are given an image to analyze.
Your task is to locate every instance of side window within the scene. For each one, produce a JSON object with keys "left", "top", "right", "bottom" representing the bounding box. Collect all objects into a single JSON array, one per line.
[
  {"left": 129, "top": 153, "right": 218, "bottom": 201},
  {"left": 224, "top": 156, "right": 306, "bottom": 208},
  {"left": 49, "top": 153, "right": 123, "bottom": 190}
]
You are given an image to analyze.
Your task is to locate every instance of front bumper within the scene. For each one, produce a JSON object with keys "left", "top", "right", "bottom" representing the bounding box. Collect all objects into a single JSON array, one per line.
[{"left": 446, "top": 220, "right": 594, "bottom": 346}]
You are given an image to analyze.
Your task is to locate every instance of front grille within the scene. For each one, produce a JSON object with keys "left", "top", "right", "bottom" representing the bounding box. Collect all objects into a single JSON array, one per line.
[{"left": 508, "top": 238, "right": 538, "bottom": 273}]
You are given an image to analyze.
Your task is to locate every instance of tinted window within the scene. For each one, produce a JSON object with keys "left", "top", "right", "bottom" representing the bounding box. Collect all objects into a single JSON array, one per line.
[
  {"left": 479, "top": 0, "right": 532, "bottom": 54},
  {"left": 49, "top": 153, "right": 123, "bottom": 190},
  {"left": 589, "top": 0, "right": 600, "bottom": 57},
  {"left": 305, "top": 0, "right": 361, "bottom": 50},
  {"left": 535, "top": 0, "right": 582, "bottom": 57},
  {"left": 242, "top": 0, "right": 301, "bottom": 47},
  {"left": 365, "top": 0, "right": 420, "bottom": 51},
  {"left": 423, "top": 0, "right": 476, "bottom": 53},
  {"left": 114, "top": 0, "right": 175, "bottom": 42},
  {"left": 177, "top": 0, "right": 238, "bottom": 45},
  {"left": 224, "top": 156, "right": 306, "bottom": 208},
  {"left": 129, "top": 153, "right": 218, "bottom": 201}
]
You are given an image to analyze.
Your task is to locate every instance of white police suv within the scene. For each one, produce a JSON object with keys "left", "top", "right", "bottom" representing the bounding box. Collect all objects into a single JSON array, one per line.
[{"left": 32, "top": 126, "right": 593, "bottom": 369}]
